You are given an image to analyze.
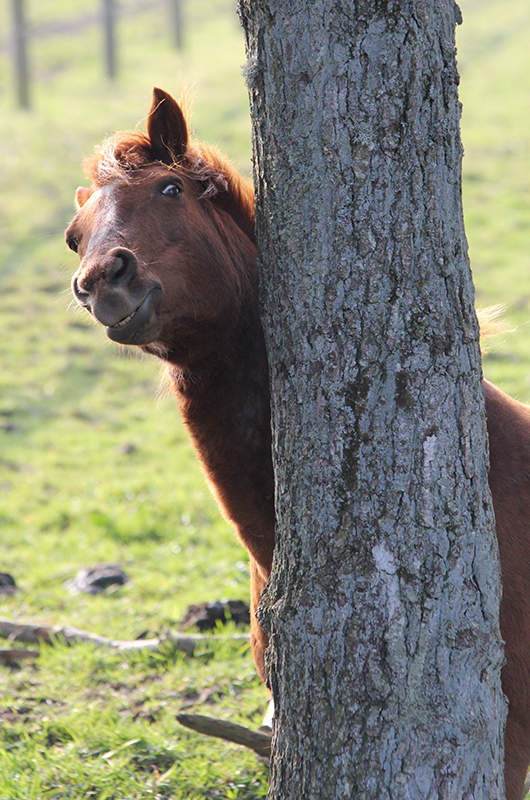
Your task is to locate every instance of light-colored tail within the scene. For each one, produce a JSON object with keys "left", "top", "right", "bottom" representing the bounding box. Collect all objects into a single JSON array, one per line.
[{"left": 477, "top": 305, "right": 510, "bottom": 353}]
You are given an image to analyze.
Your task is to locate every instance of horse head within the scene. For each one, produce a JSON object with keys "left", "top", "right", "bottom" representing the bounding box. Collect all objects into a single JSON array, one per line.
[{"left": 66, "top": 88, "right": 256, "bottom": 363}]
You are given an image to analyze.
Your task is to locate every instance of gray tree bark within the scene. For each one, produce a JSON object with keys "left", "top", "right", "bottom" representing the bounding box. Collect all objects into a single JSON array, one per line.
[{"left": 238, "top": 1, "right": 506, "bottom": 798}]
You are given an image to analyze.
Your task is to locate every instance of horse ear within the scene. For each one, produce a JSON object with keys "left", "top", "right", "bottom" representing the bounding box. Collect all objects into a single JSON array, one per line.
[
  {"left": 75, "top": 186, "right": 93, "bottom": 209},
  {"left": 147, "top": 88, "right": 188, "bottom": 164}
]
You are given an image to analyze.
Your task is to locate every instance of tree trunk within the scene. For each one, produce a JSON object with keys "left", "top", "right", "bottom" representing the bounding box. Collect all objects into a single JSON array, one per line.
[{"left": 238, "top": 2, "right": 506, "bottom": 798}]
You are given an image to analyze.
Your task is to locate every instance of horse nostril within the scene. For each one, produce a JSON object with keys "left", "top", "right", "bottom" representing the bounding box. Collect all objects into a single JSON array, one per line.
[
  {"left": 72, "top": 249, "right": 138, "bottom": 309},
  {"left": 108, "top": 250, "right": 136, "bottom": 287},
  {"left": 73, "top": 275, "right": 91, "bottom": 306}
]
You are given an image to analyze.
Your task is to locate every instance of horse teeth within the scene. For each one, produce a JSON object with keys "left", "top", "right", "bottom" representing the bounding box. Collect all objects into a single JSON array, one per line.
[{"left": 112, "top": 309, "right": 136, "bottom": 328}]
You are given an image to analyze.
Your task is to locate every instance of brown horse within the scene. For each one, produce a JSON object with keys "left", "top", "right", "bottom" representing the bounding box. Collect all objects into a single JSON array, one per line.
[{"left": 66, "top": 88, "right": 530, "bottom": 800}]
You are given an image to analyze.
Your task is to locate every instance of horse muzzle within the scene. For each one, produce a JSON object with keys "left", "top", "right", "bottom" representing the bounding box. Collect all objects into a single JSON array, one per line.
[
  {"left": 104, "top": 285, "right": 163, "bottom": 344},
  {"left": 72, "top": 247, "right": 163, "bottom": 345}
]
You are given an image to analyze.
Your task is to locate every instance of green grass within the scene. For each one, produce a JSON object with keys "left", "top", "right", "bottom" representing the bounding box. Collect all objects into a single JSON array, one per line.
[
  {"left": 0, "top": 0, "right": 528, "bottom": 797},
  {"left": 0, "top": 2, "right": 268, "bottom": 798},
  {"left": 0, "top": 640, "right": 268, "bottom": 800},
  {"left": 457, "top": 0, "right": 530, "bottom": 398}
]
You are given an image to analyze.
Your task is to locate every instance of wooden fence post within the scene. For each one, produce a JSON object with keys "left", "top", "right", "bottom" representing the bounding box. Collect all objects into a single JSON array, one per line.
[
  {"left": 11, "top": 0, "right": 30, "bottom": 108},
  {"left": 170, "top": 0, "right": 184, "bottom": 50},
  {"left": 103, "top": 0, "right": 117, "bottom": 79}
]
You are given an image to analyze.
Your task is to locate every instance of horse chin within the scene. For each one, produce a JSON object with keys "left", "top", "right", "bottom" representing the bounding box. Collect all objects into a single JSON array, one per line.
[
  {"left": 107, "top": 321, "right": 163, "bottom": 346},
  {"left": 105, "top": 286, "right": 163, "bottom": 345}
]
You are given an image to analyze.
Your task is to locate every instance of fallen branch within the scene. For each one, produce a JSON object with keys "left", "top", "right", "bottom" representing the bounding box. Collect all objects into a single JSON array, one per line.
[
  {"left": 0, "top": 617, "right": 248, "bottom": 656},
  {"left": 177, "top": 712, "right": 272, "bottom": 759},
  {"left": 0, "top": 647, "right": 39, "bottom": 664}
]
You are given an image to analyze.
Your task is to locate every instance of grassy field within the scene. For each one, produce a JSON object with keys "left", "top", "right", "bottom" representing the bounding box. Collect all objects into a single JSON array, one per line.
[
  {"left": 0, "top": 0, "right": 528, "bottom": 797},
  {"left": 0, "top": 2, "right": 268, "bottom": 799},
  {"left": 457, "top": 0, "right": 530, "bottom": 395}
]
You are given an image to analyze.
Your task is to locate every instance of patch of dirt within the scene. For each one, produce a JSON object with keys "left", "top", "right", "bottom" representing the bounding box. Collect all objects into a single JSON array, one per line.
[
  {"left": 65, "top": 564, "right": 128, "bottom": 595},
  {"left": 180, "top": 600, "right": 250, "bottom": 631},
  {"left": 0, "top": 572, "right": 16, "bottom": 595}
]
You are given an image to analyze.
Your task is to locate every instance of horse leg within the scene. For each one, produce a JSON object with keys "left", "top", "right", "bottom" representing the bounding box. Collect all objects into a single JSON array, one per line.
[
  {"left": 501, "top": 634, "right": 530, "bottom": 800},
  {"left": 249, "top": 556, "right": 270, "bottom": 686},
  {"left": 504, "top": 713, "right": 530, "bottom": 800},
  {"left": 503, "top": 671, "right": 530, "bottom": 800}
]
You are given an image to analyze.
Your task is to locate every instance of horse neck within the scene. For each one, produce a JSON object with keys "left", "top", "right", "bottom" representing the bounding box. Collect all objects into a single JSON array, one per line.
[
  {"left": 166, "top": 299, "right": 268, "bottom": 416},
  {"left": 166, "top": 302, "right": 275, "bottom": 573},
  {"left": 161, "top": 199, "right": 275, "bottom": 571}
]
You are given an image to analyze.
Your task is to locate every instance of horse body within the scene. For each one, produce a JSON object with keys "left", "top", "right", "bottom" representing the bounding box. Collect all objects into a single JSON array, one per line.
[
  {"left": 484, "top": 379, "right": 530, "bottom": 800},
  {"left": 67, "top": 88, "right": 530, "bottom": 799}
]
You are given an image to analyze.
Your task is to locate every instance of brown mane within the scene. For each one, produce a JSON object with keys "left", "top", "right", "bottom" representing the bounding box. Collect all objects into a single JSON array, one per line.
[{"left": 84, "top": 128, "right": 256, "bottom": 244}]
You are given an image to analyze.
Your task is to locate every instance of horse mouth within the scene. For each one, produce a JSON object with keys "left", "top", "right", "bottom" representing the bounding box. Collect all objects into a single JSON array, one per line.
[{"left": 105, "top": 286, "right": 163, "bottom": 344}]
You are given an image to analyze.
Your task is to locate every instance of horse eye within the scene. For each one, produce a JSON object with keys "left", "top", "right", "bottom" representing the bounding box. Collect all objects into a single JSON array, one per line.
[
  {"left": 160, "top": 183, "right": 182, "bottom": 198},
  {"left": 67, "top": 235, "right": 79, "bottom": 253}
]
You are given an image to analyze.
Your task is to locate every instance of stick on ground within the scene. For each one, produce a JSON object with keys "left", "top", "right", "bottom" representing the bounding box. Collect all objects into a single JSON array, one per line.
[
  {"left": 0, "top": 616, "right": 248, "bottom": 656},
  {"left": 177, "top": 712, "right": 272, "bottom": 758}
]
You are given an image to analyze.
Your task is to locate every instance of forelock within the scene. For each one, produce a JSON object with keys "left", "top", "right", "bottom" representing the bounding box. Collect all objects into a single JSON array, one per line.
[
  {"left": 84, "top": 131, "right": 155, "bottom": 186},
  {"left": 83, "top": 133, "right": 232, "bottom": 203}
]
